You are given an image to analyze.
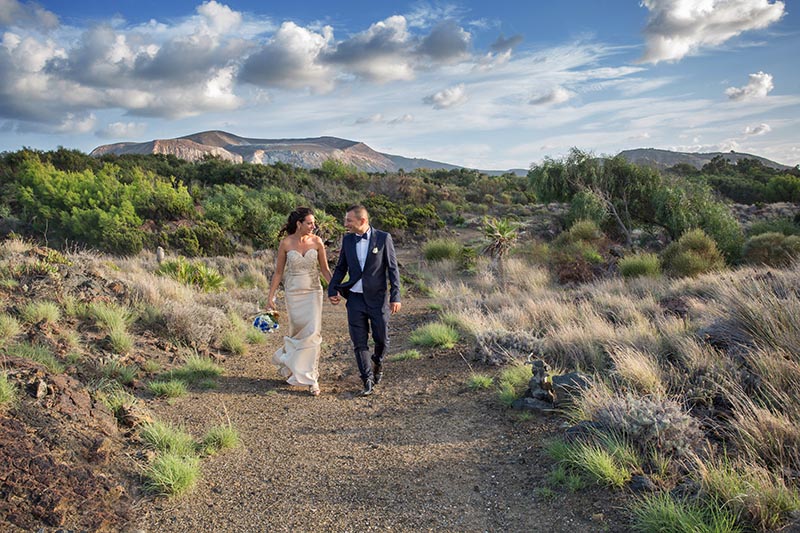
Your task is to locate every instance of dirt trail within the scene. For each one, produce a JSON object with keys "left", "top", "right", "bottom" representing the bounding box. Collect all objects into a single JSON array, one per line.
[{"left": 135, "top": 296, "right": 628, "bottom": 532}]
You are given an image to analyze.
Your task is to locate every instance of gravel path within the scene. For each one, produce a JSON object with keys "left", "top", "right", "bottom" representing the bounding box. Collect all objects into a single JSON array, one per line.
[{"left": 134, "top": 296, "right": 629, "bottom": 532}]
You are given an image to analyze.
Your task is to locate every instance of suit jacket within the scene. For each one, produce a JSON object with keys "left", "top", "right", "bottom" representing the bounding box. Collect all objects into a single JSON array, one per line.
[{"left": 328, "top": 228, "right": 401, "bottom": 308}]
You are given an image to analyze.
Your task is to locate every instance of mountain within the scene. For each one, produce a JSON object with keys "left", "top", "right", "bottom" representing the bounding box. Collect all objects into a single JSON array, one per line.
[
  {"left": 618, "top": 148, "right": 792, "bottom": 171},
  {"left": 91, "top": 130, "right": 529, "bottom": 175}
]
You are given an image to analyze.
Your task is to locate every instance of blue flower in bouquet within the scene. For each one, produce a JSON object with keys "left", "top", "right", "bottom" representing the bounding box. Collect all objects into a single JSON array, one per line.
[{"left": 253, "top": 311, "right": 280, "bottom": 333}]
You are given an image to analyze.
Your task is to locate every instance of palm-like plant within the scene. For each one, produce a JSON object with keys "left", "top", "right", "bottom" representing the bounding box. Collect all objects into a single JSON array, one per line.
[{"left": 482, "top": 216, "right": 520, "bottom": 280}]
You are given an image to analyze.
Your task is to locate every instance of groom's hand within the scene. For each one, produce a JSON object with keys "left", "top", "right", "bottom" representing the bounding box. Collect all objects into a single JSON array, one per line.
[
  {"left": 390, "top": 302, "right": 401, "bottom": 314},
  {"left": 329, "top": 295, "right": 341, "bottom": 305}
]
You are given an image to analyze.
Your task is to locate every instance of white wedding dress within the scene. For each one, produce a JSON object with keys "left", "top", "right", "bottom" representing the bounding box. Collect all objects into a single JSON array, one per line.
[{"left": 272, "top": 249, "right": 323, "bottom": 389}]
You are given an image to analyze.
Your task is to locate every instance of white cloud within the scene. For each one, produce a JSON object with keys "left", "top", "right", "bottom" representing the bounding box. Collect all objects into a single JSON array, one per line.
[
  {"left": 0, "top": 0, "right": 59, "bottom": 30},
  {"left": 744, "top": 123, "right": 771, "bottom": 135},
  {"left": 640, "top": 0, "right": 785, "bottom": 63},
  {"left": 725, "top": 71, "right": 773, "bottom": 100},
  {"left": 529, "top": 86, "right": 573, "bottom": 106},
  {"left": 239, "top": 21, "right": 334, "bottom": 91},
  {"left": 424, "top": 84, "right": 467, "bottom": 109},
  {"left": 55, "top": 112, "right": 95, "bottom": 133},
  {"left": 96, "top": 121, "right": 147, "bottom": 139},
  {"left": 196, "top": 1, "right": 242, "bottom": 36}
]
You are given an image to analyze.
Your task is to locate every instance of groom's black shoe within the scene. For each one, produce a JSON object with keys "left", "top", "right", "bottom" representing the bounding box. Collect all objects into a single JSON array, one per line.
[
  {"left": 358, "top": 379, "right": 374, "bottom": 397},
  {"left": 373, "top": 363, "right": 383, "bottom": 385}
]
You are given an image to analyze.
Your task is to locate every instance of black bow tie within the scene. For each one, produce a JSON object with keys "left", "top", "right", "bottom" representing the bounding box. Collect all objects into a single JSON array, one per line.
[{"left": 357, "top": 233, "right": 369, "bottom": 240}]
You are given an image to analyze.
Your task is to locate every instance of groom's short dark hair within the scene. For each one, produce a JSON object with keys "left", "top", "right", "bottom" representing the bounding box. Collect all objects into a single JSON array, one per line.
[{"left": 347, "top": 204, "right": 369, "bottom": 220}]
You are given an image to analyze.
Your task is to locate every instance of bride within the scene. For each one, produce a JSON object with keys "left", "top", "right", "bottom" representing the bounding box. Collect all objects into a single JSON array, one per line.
[{"left": 266, "top": 207, "right": 332, "bottom": 396}]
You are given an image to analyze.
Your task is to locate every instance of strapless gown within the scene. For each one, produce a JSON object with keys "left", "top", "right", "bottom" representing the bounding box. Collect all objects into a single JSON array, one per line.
[{"left": 272, "top": 249, "right": 323, "bottom": 389}]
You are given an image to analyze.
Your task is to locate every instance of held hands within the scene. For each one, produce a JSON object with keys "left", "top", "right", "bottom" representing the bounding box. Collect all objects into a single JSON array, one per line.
[{"left": 329, "top": 294, "right": 341, "bottom": 305}]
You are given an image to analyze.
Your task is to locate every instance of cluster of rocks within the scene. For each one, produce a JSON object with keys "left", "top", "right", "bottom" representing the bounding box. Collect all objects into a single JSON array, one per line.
[{"left": 511, "top": 359, "right": 592, "bottom": 411}]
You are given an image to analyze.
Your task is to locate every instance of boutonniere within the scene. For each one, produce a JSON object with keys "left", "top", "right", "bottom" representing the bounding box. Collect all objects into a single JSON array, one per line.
[{"left": 372, "top": 247, "right": 378, "bottom": 254}]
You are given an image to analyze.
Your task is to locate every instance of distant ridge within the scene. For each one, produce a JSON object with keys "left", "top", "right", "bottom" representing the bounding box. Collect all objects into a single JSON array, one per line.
[
  {"left": 91, "top": 131, "right": 793, "bottom": 175},
  {"left": 618, "top": 148, "right": 792, "bottom": 171},
  {"left": 90, "top": 130, "right": 530, "bottom": 175}
]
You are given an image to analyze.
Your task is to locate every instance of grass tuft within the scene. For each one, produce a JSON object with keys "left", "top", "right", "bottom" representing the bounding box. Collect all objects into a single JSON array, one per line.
[
  {"left": 200, "top": 424, "right": 240, "bottom": 455},
  {"left": 0, "top": 313, "right": 21, "bottom": 344},
  {"left": 143, "top": 452, "right": 200, "bottom": 497},
  {"left": 466, "top": 373, "right": 493, "bottom": 390},
  {"left": 0, "top": 372, "right": 17, "bottom": 411},
  {"left": 6, "top": 341, "right": 64, "bottom": 373},
  {"left": 409, "top": 322, "right": 459, "bottom": 349},
  {"left": 148, "top": 379, "right": 188, "bottom": 399},
  {"left": 20, "top": 300, "right": 61, "bottom": 324},
  {"left": 140, "top": 420, "right": 196, "bottom": 456},
  {"left": 388, "top": 349, "right": 422, "bottom": 362}
]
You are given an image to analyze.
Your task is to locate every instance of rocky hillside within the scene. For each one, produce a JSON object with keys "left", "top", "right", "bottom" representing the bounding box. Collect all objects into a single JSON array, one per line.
[
  {"left": 91, "top": 131, "right": 461, "bottom": 173},
  {"left": 619, "top": 147, "right": 792, "bottom": 171}
]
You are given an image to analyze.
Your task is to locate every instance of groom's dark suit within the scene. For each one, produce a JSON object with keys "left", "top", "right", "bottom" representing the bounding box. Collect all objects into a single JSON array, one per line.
[{"left": 328, "top": 227, "right": 401, "bottom": 386}]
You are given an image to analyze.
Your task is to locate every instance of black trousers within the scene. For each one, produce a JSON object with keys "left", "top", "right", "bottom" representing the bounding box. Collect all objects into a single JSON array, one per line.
[{"left": 345, "top": 292, "right": 389, "bottom": 383}]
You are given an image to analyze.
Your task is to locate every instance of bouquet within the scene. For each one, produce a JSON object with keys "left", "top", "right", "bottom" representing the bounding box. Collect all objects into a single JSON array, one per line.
[{"left": 253, "top": 311, "right": 280, "bottom": 333}]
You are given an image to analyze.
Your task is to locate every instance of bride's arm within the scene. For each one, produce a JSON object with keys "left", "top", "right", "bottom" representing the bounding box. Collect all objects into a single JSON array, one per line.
[
  {"left": 266, "top": 239, "right": 288, "bottom": 309},
  {"left": 317, "top": 237, "right": 333, "bottom": 284}
]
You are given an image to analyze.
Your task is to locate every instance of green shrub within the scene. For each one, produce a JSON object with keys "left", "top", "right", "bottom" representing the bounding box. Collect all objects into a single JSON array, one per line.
[
  {"left": 661, "top": 229, "right": 725, "bottom": 278},
  {"left": 156, "top": 257, "right": 225, "bottom": 292},
  {"left": 0, "top": 372, "right": 17, "bottom": 411},
  {"left": 619, "top": 253, "right": 661, "bottom": 278},
  {"left": 409, "top": 323, "right": 459, "bottom": 349},
  {"left": 144, "top": 452, "right": 200, "bottom": 497},
  {"left": 549, "top": 239, "right": 603, "bottom": 284},
  {"left": 742, "top": 232, "right": 800, "bottom": 267},
  {"left": 423, "top": 239, "right": 462, "bottom": 261},
  {"left": 747, "top": 217, "right": 800, "bottom": 237},
  {"left": 566, "top": 191, "right": 607, "bottom": 227}
]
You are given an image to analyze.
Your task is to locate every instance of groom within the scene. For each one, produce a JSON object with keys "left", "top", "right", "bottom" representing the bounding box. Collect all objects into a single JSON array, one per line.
[{"left": 328, "top": 204, "right": 401, "bottom": 396}]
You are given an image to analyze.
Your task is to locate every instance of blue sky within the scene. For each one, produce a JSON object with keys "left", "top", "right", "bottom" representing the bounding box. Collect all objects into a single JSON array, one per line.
[{"left": 1, "top": 0, "right": 798, "bottom": 169}]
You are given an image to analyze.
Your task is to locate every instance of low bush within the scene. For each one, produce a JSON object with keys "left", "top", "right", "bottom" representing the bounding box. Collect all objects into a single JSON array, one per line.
[
  {"left": 747, "top": 217, "right": 800, "bottom": 237},
  {"left": 156, "top": 257, "right": 225, "bottom": 292},
  {"left": 618, "top": 253, "right": 661, "bottom": 279},
  {"left": 742, "top": 232, "right": 800, "bottom": 267},
  {"left": 661, "top": 229, "right": 725, "bottom": 278},
  {"left": 423, "top": 238, "right": 462, "bottom": 261}
]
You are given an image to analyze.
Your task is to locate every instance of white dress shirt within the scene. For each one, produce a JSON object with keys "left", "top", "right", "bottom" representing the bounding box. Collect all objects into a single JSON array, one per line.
[{"left": 350, "top": 228, "right": 370, "bottom": 293}]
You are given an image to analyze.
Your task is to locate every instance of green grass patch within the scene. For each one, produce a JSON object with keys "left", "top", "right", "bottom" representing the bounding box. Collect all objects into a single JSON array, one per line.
[
  {"left": 143, "top": 452, "right": 200, "bottom": 497},
  {"left": 141, "top": 359, "right": 162, "bottom": 374},
  {"left": 619, "top": 252, "right": 661, "bottom": 279},
  {"left": 496, "top": 363, "right": 532, "bottom": 406},
  {"left": 89, "top": 301, "right": 135, "bottom": 332},
  {"left": 221, "top": 330, "right": 247, "bottom": 355},
  {"left": 409, "top": 322, "right": 459, "bottom": 349},
  {"left": 388, "top": 349, "right": 422, "bottom": 362},
  {"left": 20, "top": 300, "right": 61, "bottom": 324},
  {"left": 423, "top": 238, "right": 462, "bottom": 261},
  {"left": 200, "top": 424, "right": 240, "bottom": 455},
  {"left": 466, "top": 373, "right": 493, "bottom": 390},
  {"left": 165, "top": 354, "right": 224, "bottom": 384},
  {"left": 101, "top": 359, "right": 138, "bottom": 385},
  {"left": 630, "top": 493, "right": 741, "bottom": 533},
  {"left": 0, "top": 372, "right": 17, "bottom": 411},
  {"left": 246, "top": 328, "right": 267, "bottom": 344},
  {"left": 0, "top": 313, "right": 21, "bottom": 344},
  {"left": 6, "top": 341, "right": 64, "bottom": 373},
  {"left": 566, "top": 440, "right": 631, "bottom": 488},
  {"left": 140, "top": 420, "right": 196, "bottom": 456},
  {"left": 107, "top": 328, "right": 134, "bottom": 354},
  {"left": 94, "top": 382, "right": 138, "bottom": 421},
  {"left": 148, "top": 379, "right": 188, "bottom": 399}
]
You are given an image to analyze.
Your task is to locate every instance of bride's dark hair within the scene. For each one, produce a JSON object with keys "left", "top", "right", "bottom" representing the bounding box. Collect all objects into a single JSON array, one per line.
[{"left": 281, "top": 206, "right": 314, "bottom": 236}]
